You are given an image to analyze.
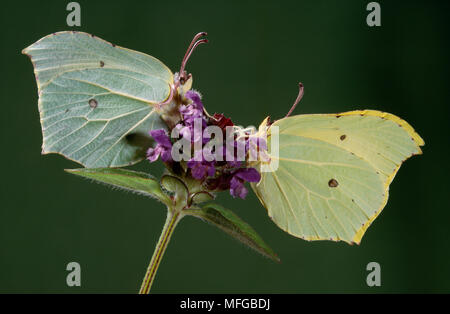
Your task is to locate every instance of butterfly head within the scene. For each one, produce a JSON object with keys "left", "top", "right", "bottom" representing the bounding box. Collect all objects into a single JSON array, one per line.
[{"left": 158, "top": 32, "right": 208, "bottom": 124}]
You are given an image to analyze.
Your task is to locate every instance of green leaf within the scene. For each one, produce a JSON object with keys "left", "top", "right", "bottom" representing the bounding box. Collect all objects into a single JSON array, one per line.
[
  {"left": 23, "top": 32, "right": 173, "bottom": 168},
  {"left": 66, "top": 168, "right": 170, "bottom": 204},
  {"left": 185, "top": 203, "right": 280, "bottom": 263}
]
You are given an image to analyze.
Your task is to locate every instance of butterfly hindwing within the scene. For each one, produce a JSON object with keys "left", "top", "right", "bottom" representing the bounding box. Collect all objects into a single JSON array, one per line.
[{"left": 251, "top": 110, "right": 424, "bottom": 244}]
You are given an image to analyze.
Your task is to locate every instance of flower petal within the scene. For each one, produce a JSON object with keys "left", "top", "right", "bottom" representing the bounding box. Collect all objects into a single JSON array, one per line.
[
  {"left": 150, "top": 129, "right": 172, "bottom": 148},
  {"left": 146, "top": 146, "right": 161, "bottom": 162},
  {"left": 185, "top": 90, "right": 203, "bottom": 107},
  {"left": 160, "top": 149, "right": 173, "bottom": 162},
  {"left": 234, "top": 168, "right": 261, "bottom": 183},
  {"left": 230, "top": 176, "right": 248, "bottom": 199},
  {"left": 191, "top": 164, "right": 206, "bottom": 180}
]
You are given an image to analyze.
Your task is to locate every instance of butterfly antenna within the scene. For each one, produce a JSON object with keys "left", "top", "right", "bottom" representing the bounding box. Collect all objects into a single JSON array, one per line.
[
  {"left": 285, "top": 82, "right": 304, "bottom": 118},
  {"left": 179, "top": 32, "right": 208, "bottom": 85}
]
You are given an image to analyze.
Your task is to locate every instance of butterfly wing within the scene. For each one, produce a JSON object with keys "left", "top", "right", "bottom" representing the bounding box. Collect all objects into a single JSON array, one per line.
[
  {"left": 23, "top": 31, "right": 173, "bottom": 167},
  {"left": 251, "top": 110, "right": 424, "bottom": 244}
]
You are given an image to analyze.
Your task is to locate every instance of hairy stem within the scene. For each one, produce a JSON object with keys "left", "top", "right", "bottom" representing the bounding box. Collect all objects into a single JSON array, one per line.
[{"left": 139, "top": 209, "right": 182, "bottom": 294}]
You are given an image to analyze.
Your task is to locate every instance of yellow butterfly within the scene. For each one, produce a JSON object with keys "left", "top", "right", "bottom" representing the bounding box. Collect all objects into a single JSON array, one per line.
[{"left": 250, "top": 84, "right": 424, "bottom": 244}]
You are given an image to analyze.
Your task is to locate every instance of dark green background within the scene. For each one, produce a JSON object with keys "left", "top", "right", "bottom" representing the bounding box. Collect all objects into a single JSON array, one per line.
[{"left": 1, "top": 0, "right": 449, "bottom": 293}]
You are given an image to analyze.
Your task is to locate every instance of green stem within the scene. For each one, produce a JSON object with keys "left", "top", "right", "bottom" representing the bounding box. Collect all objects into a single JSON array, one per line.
[{"left": 139, "top": 209, "right": 181, "bottom": 294}]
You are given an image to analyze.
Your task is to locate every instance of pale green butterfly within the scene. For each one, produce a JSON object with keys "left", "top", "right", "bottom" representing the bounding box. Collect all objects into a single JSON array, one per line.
[
  {"left": 22, "top": 31, "right": 199, "bottom": 168},
  {"left": 250, "top": 85, "right": 424, "bottom": 244}
]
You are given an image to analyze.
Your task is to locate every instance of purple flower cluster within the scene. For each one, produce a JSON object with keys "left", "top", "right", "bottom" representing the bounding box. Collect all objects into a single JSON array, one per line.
[
  {"left": 146, "top": 90, "right": 264, "bottom": 199},
  {"left": 146, "top": 129, "right": 172, "bottom": 162},
  {"left": 176, "top": 90, "right": 207, "bottom": 142}
]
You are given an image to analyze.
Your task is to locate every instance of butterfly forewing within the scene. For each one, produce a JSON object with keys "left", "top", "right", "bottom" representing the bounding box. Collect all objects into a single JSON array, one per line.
[{"left": 23, "top": 32, "right": 173, "bottom": 167}]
